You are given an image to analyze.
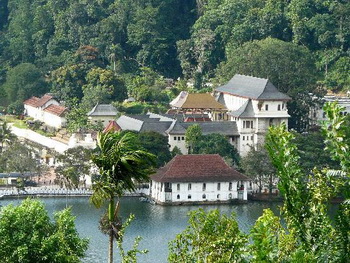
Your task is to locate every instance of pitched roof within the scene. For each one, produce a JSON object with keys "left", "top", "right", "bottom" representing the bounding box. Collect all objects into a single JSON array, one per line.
[
  {"left": 216, "top": 74, "right": 291, "bottom": 101},
  {"left": 103, "top": 120, "right": 122, "bottom": 133},
  {"left": 87, "top": 104, "right": 118, "bottom": 116},
  {"left": 43, "top": 104, "right": 67, "bottom": 116},
  {"left": 171, "top": 122, "right": 238, "bottom": 136},
  {"left": 116, "top": 115, "right": 144, "bottom": 132},
  {"left": 229, "top": 99, "right": 255, "bottom": 118},
  {"left": 140, "top": 121, "right": 173, "bottom": 135},
  {"left": 24, "top": 96, "right": 40, "bottom": 107},
  {"left": 151, "top": 154, "right": 250, "bottom": 182},
  {"left": 36, "top": 94, "right": 54, "bottom": 107},
  {"left": 171, "top": 92, "right": 226, "bottom": 110}
]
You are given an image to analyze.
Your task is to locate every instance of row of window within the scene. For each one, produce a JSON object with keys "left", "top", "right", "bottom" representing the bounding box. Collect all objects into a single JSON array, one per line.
[
  {"left": 242, "top": 135, "right": 254, "bottom": 141},
  {"left": 177, "top": 182, "right": 233, "bottom": 191},
  {"left": 176, "top": 193, "right": 233, "bottom": 200},
  {"left": 174, "top": 136, "right": 185, "bottom": 141},
  {"left": 243, "top": 120, "right": 253, "bottom": 129},
  {"left": 265, "top": 103, "right": 285, "bottom": 111}
]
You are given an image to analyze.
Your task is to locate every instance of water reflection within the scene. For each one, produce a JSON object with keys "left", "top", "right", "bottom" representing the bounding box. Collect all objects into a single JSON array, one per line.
[{"left": 0, "top": 197, "right": 281, "bottom": 263}]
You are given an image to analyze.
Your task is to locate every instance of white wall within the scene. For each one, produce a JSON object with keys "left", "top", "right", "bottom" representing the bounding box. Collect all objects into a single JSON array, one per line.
[
  {"left": 151, "top": 180, "right": 249, "bottom": 203},
  {"left": 168, "top": 134, "right": 187, "bottom": 154},
  {"left": 42, "top": 112, "right": 66, "bottom": 129}
]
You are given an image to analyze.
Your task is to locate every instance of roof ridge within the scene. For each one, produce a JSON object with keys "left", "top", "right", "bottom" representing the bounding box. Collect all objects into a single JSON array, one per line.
[
  {"left": 257, "top": 79, "right": 270, "bottom": 99},
  {"left": 236, "top": 73, "right": 268, "bottom": 81}
]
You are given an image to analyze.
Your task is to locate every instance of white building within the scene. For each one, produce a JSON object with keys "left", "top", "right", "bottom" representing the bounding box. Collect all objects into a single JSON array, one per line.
[
  {"left": 309, "top": 95, "right": 350, "bottom": 126},
  {"left": 215, "top": 74, "right": 291, "bottom": 155},
  {"left": 87, "top": 104, "right": 118, "bottom": 127},
  {"left": 23, "top": 94, "right": 67, "bottom": 129},
  {"left": 150, "top": 154, "right": 250, "bottom": 204}
]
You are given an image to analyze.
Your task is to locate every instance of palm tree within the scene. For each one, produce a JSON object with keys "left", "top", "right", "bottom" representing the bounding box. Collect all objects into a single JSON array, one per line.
[
  {"left": 90, "top": 131, "right": 155, "bottom": 263},
  {"left": 0, "top": 121, "right": 16, "bottom": 152}
]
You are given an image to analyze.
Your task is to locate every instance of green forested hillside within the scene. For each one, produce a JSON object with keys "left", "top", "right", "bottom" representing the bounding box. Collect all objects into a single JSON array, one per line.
[{"left": 0, "top": 0, "right": 349, "bottom": 130}]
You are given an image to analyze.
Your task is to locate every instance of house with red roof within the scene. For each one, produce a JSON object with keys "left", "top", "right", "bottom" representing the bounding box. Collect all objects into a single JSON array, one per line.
[
  {"left": 24, "top": 94, "right": 67, "bottom": 129},
  {"left": 150, "top": 154, "right": 250, "bottom": 204}
]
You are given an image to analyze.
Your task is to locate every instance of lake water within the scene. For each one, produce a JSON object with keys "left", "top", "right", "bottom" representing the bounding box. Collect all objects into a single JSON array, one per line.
[{"left": 0, "top": 197, "right": 281, "bottom": 263}]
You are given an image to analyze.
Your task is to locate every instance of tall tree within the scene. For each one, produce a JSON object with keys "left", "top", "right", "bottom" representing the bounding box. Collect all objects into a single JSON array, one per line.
[
  {"left": 0, "top": 121, "right": 16, "bottom": 152},
  {"left": 55, "top": 146, "right": 92, "bottom": 189},
  {"left": 3, "top": 63, "right": 48, "bottom": 104},
  {"left": 240, "top": 147, "right": 276, "bottom": 193},
  {"left": 90, "top": 131, "right": 155, "bottom": 263},
  {"left": 81, "top": 67, "right": 127, "bottom": 111}
]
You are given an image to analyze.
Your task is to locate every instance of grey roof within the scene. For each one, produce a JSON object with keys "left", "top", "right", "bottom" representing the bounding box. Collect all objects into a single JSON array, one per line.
[
  {"left": 140, "top": 121, "right": 173, "bottom": 135},
  {"left": 216, "top": 74, "right": 291, "bottom": 101},
  {"left": 169, "top": 121, "right": 238, "bottom": 136},
  {"left": 116, "top": 115, "right": 143, "bottom": 132},
  {"left": 87, "top": 104, "right": 118, "bottom": 116},
  {"left": 166, "top": 121, "right": 187, "bottom": 135},
  {"left": 117, "top": 113, "right": 238, "bottom": 137},
  {"left": 229, "top": 100, "right": 255, "bottom": 118}
]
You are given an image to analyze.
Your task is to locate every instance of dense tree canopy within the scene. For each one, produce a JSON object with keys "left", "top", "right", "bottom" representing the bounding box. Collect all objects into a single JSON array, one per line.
[
  {"left": 0, "top": 0, "right": 349, "bottom": 132},
  {"left": 0, "top": 199, "right": 88, "bottom": 263}
]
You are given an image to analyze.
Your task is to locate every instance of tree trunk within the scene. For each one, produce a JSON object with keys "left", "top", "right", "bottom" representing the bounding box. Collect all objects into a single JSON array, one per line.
[
  {"left": 108, "top": 230, "right": 114, "bottom": 263},
  {"left": 108, "top": 197, "right": 115, "bottom": 263}
]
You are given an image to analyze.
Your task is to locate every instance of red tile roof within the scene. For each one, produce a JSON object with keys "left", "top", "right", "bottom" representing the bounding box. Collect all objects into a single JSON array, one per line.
[
  {"left": 36, "top": 94, "right": 53, "bottom": 107},
  {"left": 103, "top": 120, "right": 122, "bottom": 133},
  {"left": 24, "top": 96, "right": 40, "bottom": 107},
  {"left": 24, "top": 94, "right": 54, "bottom": 108},
  {"left": 151, "top": 154, "right": 250, "bottom": 182},
  {"left": 184, "top": 117, "right": 212, "bottom": 122},
  {"left": 43, "top": 104, "right": 66, "bottom": 116}
]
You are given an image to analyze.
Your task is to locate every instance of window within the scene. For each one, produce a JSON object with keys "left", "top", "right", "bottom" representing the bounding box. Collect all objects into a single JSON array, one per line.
[
  {"left": 174, "top": 136, "right": 177, "bottom": 140},
  {"left": 265, "top": 104, "right": 269, "bottom": 111},
  {"left": 229, "top": 182, "right": 232, "bottom": 191},
  {"left": 202, "top": 194, "right": 206, "bottom": 199},
  {"left": 217, "top": 194, "right": 220, "bottom": 199},
  {"left": 323, "top": 112, "right": 326, "bottom": 118},
  {"left": 228, "top": 193, "right": 232, "bottom": 199},
  {"left": 251, "top": 135, "right": 253, "bottom": 141},
  {"left": 188, "top": 183, "right": 191, "bottom": 190},
  {"left": 177, "top": 184, "right": 180, "bottom": 191},
  {"left": 188, "top": 194, "right": 191, "bottom": 199},
  {"left": 243, "top": 136, "right": 245, "bottom": 141},
  {"left": 278, "top": 104, "right": 281, "bottom": 111},
  {"left": 202, "top": 183, "right": 206, "bottom": 191},
  {"left": 182, "top": 137, "right": 185, "bottom": 140},
  {"left": 177, "top": 194, "right": 180, "bottom": 199},
  {"left": 243, "top": 120, "right": 253, "bottom": 129},
  {"left": 178, "top": 137, "right": 181, "bottom": 141},
  {"left": 217, "top": 183, "right": 221, "bottom": 191}
]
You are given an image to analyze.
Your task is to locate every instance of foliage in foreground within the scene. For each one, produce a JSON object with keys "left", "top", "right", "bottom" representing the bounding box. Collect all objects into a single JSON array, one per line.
[
  {"left": 0, "top": 199, "right": 88, "bottom": 263},
  {"left": 169, "top": 102, "right": 350, "bottom": 262},
  {"left": 90, "top": 130, "right": 155, "bottom": 263}
]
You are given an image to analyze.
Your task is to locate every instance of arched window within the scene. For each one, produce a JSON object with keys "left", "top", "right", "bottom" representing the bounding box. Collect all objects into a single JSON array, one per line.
[
  {"left": 229, "top": 182, "right": 232, "bottom": 191},
  {"left": 202, "top": 194, "right": 206, "bottom": 199},
  {"left": 228, "top": 193, "right": 232, "bottom": 199},
  {"left": 202, "top": 183, "right": 206, "bottom": 191},
  {"left": 177, "top": 194, "right": 180, "bottom": 199},
  {"left": 217, "top": 194, "right": 220, "bottom": 199},
  {"left": 188, "top": 194, "right": 191, "bottom": 199}
]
